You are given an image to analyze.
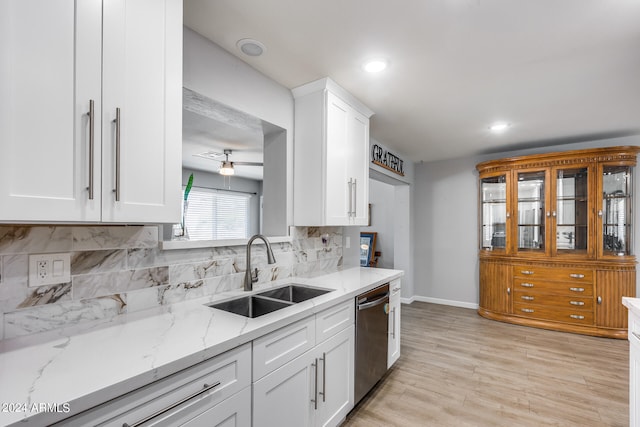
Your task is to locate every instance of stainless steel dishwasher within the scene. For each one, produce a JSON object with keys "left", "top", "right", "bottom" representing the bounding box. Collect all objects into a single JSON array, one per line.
[{"left": 354, "top": 283, "right": 389, "bottom": 404}]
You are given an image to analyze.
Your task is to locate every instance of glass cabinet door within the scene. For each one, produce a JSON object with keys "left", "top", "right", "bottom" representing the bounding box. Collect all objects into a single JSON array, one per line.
[
  {"left": 480, "top": 175, "right": 507, "bottom": 251},
  {"left": 601, "top": 165, "right": 633, "bottom": 256},
  {"left": 517, "top": 171, "right": 546, "bottom": 252},
  {"left": 555, "top": 168, "right": 589, "bottom": 255}
]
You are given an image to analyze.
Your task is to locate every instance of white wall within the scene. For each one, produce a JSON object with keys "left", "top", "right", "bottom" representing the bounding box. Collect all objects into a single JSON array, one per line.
[
  {"left": 183, "top": 27, "right": 294, "bottom": 232},
  {"left": 413, "top": 135, "right": 640, "bottom": 306},
  {"left": 362, "top": 179, "right": 395, "bottom": 268}
]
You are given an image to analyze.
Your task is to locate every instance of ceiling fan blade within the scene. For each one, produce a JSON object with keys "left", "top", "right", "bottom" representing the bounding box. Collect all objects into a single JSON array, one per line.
[{"left": 232, "top": 161, "right": 263, "bottom": 166}]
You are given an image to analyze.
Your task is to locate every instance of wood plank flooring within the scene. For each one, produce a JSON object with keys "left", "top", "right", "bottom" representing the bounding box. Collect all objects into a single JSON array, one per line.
[{"left": 343, "top": 302, "right": 629, "bottom": 427}]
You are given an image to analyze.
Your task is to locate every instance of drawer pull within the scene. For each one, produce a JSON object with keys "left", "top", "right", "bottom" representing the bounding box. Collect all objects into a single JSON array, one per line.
[
  {"left": 520, "top": 283, "right": 534, "bottom": 288},
  {"left": 520, "top": 270, "right": 534, "bottom": 275},
  {"left": 122, "top": 381, "right": 221, "bottom": 427},
  {"left": 569, "top": 301, "right": 585, "bottom": 306},
  {"left": 569, "top": 274, "right": 585, "bottom": 279},
  {"left": 521, "top": 296, "right": 534, "bottom": 301},
  {"left": 570, "top": 314, "right": 585, "bottom": 320},
  {"left": 569, "top": 287, "right": 585, "bottom": 293},
  {"left": 521, "top": 308, "right": 535, "bottom": 313}
]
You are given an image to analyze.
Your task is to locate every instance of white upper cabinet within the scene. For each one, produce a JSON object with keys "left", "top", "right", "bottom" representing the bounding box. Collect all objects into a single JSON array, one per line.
[
  {"left": 293, "top": 78, "right": 373, "bottom": 226},
  {"left": 0, "top": 0, "right": 181, "bottom": 223}
]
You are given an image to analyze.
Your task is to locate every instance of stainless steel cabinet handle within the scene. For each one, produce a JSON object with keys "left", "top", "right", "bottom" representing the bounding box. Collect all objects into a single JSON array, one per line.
[
  {"left": 521, "top": 270, "right": 534, "bottom": 275},
  {"left": 311, "top": 358, "right": 318, "bottom": 410},
  {"left": 569, "top": 301, "right": 585, "bottom": 306},
  {"left": 122, "top": 381, "right": 221, "bottom": 427},
  {"left": 113, "top": 107, "right": 121, "bottom": 202},
  {"left": 521, "top": 295, "right": 534, "bottom": 301},
  {"left": 569, "top": 287, "right": 585, "bottom": 292},
  {"left": 570, "top": 314, "right": 585, "bottom": 320},
  {"left": 569, "top": 274, "right": 585, "bottom": 279},
  {"left": 86, "top": 99, "right": 95, "bottom": 200},
  {"left": 391, "top": 308, "right": 396, "bottom": 339},
  {"left": 357, "top": 293, "right": 389, "bottom": 310},
  {"left": 521, "top": 283, "right": 534, "bottom": 288},
  {"left": 353, "top": 178, "right": 357, "bottom": 217},
  {"left": 521, "top": 308, "right": 534, "bottom": 313},
  {"left": 319, "top": 352, "right": 326, "bottom": 403},
  {"left": 347, "top": 179, "right": 353, "bottom": 217}
]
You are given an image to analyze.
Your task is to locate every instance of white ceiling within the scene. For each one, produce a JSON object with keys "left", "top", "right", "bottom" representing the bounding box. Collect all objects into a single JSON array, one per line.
[{"left": 184, "top": 0, "right": 640, "bottom": 163}]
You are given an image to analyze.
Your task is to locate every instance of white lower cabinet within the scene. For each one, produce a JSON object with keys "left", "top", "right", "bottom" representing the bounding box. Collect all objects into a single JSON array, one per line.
[
  {"left": 253, "top": 326, "right": 354, "bottom": 427},
  {"left": 388, "top": 279, "right": 402, "bottom": 368},
  {"left": 629, "top": 304, "right": 640, "bottom": 427},
  {"left": 54, "top": 343, "right": 251, "bottom": 426}
]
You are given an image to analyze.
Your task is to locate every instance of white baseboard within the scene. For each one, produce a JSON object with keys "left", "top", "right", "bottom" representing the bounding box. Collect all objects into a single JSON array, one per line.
[{"left": 401, "top": 295, "right": 478, "bottom": 310}]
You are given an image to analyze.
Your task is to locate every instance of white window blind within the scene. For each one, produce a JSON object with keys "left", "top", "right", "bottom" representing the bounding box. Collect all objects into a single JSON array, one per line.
[{"left": 184, "top": 187, "right": 250, "bottom": 240}]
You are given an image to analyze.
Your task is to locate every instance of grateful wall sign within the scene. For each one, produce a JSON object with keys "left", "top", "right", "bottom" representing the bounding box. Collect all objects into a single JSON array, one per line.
[{"left": 371, "top": 144, "right": 405, "bottom": 176}]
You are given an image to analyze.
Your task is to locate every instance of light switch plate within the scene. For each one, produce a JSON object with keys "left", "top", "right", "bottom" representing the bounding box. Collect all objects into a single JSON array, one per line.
[{"left": 29, "top": 253, "right": 71, "bottom": 287}]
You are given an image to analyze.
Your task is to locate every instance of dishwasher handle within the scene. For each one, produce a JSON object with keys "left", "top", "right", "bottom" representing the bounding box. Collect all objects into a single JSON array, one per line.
[{"left": 357, "top": 293, "right": 389, "bottom": 310}]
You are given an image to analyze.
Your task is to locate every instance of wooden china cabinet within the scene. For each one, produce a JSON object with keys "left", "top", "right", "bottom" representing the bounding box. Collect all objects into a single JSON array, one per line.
[{"left": 477, "top": 146, "right": 639, "bottom": 339}]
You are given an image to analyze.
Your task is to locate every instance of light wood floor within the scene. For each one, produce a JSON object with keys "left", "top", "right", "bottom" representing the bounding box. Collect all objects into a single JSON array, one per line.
[{"left": 344, "top": 302, "right": 629, "bottom": 427}]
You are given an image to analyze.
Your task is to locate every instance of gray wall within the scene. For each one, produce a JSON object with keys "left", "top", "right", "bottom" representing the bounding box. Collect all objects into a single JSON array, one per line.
[
  {"left": 413, "top": 135, "right": 640, "bottom": 306},
  {"left": 361, "top": 179, "right": 396, "bottom": 269}
]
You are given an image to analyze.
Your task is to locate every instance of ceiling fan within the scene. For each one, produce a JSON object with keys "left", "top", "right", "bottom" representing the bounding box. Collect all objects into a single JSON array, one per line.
[{"left": 194, "top": 149, "right": 263, "bottom": 176}]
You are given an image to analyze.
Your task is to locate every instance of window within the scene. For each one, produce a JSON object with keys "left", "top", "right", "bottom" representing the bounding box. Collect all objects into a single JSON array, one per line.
[{"left": 184, "top": 187, "right": 250, "bottom": 240}]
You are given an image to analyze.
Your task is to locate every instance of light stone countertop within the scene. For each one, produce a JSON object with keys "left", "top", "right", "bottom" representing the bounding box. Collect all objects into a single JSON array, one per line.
[{"left": 0, "top": 267, "right": 403, "bottom": 426}]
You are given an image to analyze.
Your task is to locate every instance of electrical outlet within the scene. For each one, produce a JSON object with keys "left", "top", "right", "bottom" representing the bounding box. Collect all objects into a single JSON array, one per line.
[{"left": 29, "top": 253, "right": 71, "bottom": 287}]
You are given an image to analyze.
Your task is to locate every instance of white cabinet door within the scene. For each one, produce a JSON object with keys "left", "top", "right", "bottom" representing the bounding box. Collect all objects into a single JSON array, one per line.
[
  {"left": 253, "top": 350, "right": 315, "bottom": 427},
  {"left": 317, "top": 326, "right": 354, "bottom": 427},
  {"left": 0, "top": 0, "right": 102, "bottom": 222},
  {"left": 102, "top": 0, "right": 182, "bottom": 223},
  {"left": 347, "top": 109, "right": 370, "bottom": 226},
  {"left": 388, "top": 280, "right": 401, "bottom": 368},
  {"left": 324, "top": 92, "right": 351, "bottom": 225}
]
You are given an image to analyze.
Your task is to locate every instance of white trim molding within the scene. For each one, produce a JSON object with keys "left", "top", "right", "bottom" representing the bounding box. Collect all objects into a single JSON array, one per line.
[{"left": 401, "top": 295, "right": 478, "bottom": 310}]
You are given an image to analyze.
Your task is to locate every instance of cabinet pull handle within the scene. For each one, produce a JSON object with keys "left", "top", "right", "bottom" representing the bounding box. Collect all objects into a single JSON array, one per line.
[
  {"left": 391, "top": 308, "right": 396, "bottom": 339},
  {"left": 552, "top": 211, "right": 557, "bottom": 217},
  {"left": 347, "top": 179, "right": 353, "bottom": 217},
  {"left": 520, "top": 270, "right": 534, "bottom": 275},
  {"left": 597, "top": 296, "right": 602, "bottom": 304},
  {"left": 122, "top": 381, "right": 221, "bottom": 427},
  {"left": 521, "top": 295, "right": 534, "bottom": 301},
  {"left": 113, "top": 107, "right": 121, "bottom": 202},
  {"left": 507, "top": 287, "right": 511, "bottom": 295},
  {"left": 506, "top": 212, "right": 511, "bottom": 218},
  {"left": 546, "top": 211, "right": 551, "bottom": 217},
  {"left": 570, "top": 314, "right": 585, "bottom": 320},
  {"left": 86, "top": 99, "right": 95, "bottom": 200},
  {"left": 598, "top": 210, "right": 603, "bottom": 217},
  {"left": 311, "top": 358, "right": 319, "bottom": 410},
  {"left": 353, "top": 178, "right": 357, "bottom": 217},
  {"left": 319, "top": 352, "right": 326, "bottom": 402},
  {"left": 569, "top": 274, "right": 585, "bottom": 279},
  {"left": 520, "top": 283, "right": 534, "bottom": 288},
  {"left": 569, "top": 287, "right": 585, "bottom": 292},
  {"left": 521, "top": 308, "right": 534, "bottom": 313},
  {"left": 569, "top": 301, "right": 585, "bottom": 306}
]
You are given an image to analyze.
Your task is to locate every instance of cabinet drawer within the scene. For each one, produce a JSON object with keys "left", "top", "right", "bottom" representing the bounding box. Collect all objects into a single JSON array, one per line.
[
  {"left": 253, "top": 315, "right": 316, "bottom": 381},
  {"left": 316, "top": 299, "right": 355, "bottom": 343},
  {"left": 513, "top": 265, "right": 593, "bottom": 282},
  {"left": 57, "top": 343, "right": 251, "bottom": 426},
  {"left": 513, "top": 291, "right": 594, "bottom": 310},
  {"left": 513, "top": 278, "right": 593, "bottom": 296},
  {"left": 514, "top": 303, "right": 594, "bottom": 325}
]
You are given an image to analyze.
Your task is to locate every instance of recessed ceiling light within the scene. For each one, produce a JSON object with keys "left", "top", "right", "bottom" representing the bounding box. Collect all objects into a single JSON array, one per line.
[
  {"left": 236, "top": 38, "right": 266, "bottom": 57},
  {"left": 489, "top": 122, "right": 510, "bottom": 133},
  {"left": 363, "top": 59, "right": 388, "bottom": 73}
]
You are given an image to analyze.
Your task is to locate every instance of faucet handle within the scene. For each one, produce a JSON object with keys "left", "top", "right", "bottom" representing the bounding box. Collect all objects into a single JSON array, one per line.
[{"left": 251, "top": 267, "right": 259, "bottom": 283}]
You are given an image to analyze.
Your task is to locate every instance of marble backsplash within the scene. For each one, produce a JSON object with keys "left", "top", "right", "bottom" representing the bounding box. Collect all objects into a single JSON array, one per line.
[{"left": 0, "top": 226, "right": 343, "bottom": 341}]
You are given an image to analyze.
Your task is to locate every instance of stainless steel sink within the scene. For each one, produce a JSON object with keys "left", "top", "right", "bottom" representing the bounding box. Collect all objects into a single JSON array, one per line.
[
  {"left": 207, "top": 296, "right": 293, "bottom": 318},
  {"left": 257, "top": 284, "right": 331, "bottom": 303}
]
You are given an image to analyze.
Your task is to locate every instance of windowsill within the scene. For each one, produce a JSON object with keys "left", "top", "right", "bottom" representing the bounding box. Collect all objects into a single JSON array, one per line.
[{"left": 160, "top": 235, "right": 293, "bottom": 250}]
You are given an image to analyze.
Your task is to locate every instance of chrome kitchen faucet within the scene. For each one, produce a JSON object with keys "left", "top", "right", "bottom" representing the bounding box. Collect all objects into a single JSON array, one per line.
[{"left": 244, "top": 234, "right": 276, "bottom": 291}]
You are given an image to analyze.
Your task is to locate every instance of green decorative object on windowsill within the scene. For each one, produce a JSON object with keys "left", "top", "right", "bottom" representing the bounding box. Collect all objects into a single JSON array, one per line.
[{"left": 174, "top": 173, "right": 194, "bottom": 239}]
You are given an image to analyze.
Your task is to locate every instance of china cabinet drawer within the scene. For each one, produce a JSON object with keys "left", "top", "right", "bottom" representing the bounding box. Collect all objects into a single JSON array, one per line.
[
  {"left": 513, "top": 278, "right": 594, "bottom": 296},
  {"left": 513, "top": 291, "right": 594, "bottom": 310},
  {"left": 513, "top": 265, "right": 593, "bottom": 282},
  {"left": 514, "top": 303, "right": 594, "bottom": 325},
  {"left": 253, "top": 315, "right": 316, "bottom": 381}
]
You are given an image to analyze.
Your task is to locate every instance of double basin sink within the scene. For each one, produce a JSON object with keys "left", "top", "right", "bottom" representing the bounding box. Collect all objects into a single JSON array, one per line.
[{"left": 207, "top": 284, "right": 332, "bottom": 318}]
